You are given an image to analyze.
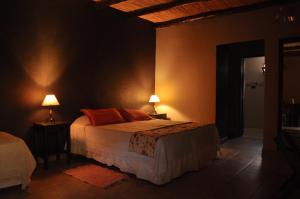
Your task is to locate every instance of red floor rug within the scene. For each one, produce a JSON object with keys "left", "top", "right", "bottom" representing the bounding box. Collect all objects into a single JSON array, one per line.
[{"left": 64, "top": 164, "right": 127, "bottom": 188}]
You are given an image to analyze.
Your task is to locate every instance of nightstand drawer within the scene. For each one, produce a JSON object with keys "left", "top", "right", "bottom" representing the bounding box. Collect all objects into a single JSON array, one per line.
[
  {"left": 34, "top": 125, "right": 68, "bottom": 154},
  {"left": 32, "top": 122, "right": 71, "bottom": 169}
]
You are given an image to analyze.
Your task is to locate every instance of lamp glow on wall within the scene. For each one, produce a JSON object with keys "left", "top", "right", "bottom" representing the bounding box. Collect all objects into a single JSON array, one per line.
[
  {"left": 42, "top": 94, "right": 60, "bottom": 123},
  {"left": 149, "top": 94, "right": 160, "bottom": 114}
]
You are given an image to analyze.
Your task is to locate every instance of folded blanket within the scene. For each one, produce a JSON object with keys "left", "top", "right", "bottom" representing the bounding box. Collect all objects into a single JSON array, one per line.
[{"left": 128, "top": 122, "right": 203, "bottom": 157}]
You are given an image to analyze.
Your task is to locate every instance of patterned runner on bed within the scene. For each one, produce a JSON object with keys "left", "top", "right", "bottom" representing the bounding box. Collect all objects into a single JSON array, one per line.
[{"left": 128, "top": 122, "right": 202, "bottom": 157}]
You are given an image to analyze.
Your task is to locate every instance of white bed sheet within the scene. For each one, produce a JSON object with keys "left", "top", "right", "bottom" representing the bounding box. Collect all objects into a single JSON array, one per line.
[
  {"left": 71, "top": 116, "right": 218, "bottom": 184},
  {"left": 0, "top": 132, "right": 36, "bottom": 189}
]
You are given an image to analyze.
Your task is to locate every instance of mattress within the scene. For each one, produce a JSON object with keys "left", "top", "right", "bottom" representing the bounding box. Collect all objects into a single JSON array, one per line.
[
  {"left": 70, "top": 116, "right": 218, "bottom": 184},
  {"left": 0, "top": 132, "right": 36, "bottom": 189}
]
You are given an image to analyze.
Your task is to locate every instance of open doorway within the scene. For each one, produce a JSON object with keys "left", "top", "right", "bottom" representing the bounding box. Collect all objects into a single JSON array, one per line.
[
  {"left": 243, "top": 57, "right": 265, "bottom": 139},
  {"left": 216, "top": 40, "right": 264, "bottom": 140}
]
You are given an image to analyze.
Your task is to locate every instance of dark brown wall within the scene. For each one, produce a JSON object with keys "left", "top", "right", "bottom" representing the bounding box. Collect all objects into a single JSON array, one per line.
[{"left": 0, "top": 0, "right": 155, "bottom": 138}]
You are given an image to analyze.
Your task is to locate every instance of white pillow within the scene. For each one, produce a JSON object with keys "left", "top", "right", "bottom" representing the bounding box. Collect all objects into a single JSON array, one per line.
[{"left": 72, "top": 115, "right": 91, "bottom": 126}]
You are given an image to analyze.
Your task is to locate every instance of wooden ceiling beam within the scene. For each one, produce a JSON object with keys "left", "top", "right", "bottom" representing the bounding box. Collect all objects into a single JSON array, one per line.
[
  {"left": 156, "top": 0, "right": 298, "bottom": 28},
  {"left": 92, "top": 0, "right": 127, "bottom": 8},
  {"left": 128, "top": 0, "right": 209, "bottom": 17}
]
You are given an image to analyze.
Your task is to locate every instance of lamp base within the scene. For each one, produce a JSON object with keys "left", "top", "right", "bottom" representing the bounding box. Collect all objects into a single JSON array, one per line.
[
  {"left": 152, "top": 104, "right": 157, "bottom": 114},
  {"left": 49, "top": 117, "right": 55, "bottom": 123},
  {"left": 48, "top": 108, "right": 55, "bottom": 123}
]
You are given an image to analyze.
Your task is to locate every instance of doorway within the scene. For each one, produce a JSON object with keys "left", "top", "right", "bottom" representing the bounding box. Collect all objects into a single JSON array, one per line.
[
  {"left": 243, "top": 57, "right": 265, "bottom": 139},
  {"left": 216, "top": 40, "right": 264, "bottom": 140}
]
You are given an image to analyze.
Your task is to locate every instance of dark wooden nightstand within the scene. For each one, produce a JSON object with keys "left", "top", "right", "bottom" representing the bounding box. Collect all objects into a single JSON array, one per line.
[
  {"left": 150, "top": 113, "right": 170, "bottom": 120},
  {"left": 32, "top": 121, "right": 71, "bottom": 169}
]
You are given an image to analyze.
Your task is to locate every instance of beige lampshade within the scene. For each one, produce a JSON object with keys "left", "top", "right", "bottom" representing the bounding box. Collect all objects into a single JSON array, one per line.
[
  {"left": 149, "top": 95, "right": 160, "bottom": 103},
  {"left": 42, "top": 94, "right": 60, "bottom": 106}
]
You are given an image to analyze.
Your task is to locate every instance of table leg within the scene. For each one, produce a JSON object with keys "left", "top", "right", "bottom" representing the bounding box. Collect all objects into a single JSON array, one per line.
[
  {"left": 43, "top": 127, "right": 48, "bottom": 170},
  {"left": 44, "top": 156, "right": 48, "bottom": 170},
  {"left": 67, "top": 126, "right": 71, "bottom": 164}
]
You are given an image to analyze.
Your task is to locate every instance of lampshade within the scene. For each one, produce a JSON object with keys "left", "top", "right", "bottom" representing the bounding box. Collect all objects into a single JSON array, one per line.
[
  {"left": 42, "top": 94, "right": 60, "bottom": 106},
  {"left": 149, "top": 95, "right": 160, "bottom": 103}
]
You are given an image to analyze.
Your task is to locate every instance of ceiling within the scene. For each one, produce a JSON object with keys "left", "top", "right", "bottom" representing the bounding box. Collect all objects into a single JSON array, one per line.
[{"left": 93, "top": 0, "right": 295, "bottom": 27}]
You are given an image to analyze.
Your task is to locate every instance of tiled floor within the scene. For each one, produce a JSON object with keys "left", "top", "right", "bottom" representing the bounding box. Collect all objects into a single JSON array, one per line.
[
  {"left": 1, "top": 137, "right": 299, "bottom": 199},
  {"left": 243, "top": 128, "right": 263, "bottom": 139}
]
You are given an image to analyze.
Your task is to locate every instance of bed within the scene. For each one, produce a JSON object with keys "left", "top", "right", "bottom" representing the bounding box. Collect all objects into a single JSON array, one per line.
[
  {"left": 70, "top": 116, "right": 219, "bottom": 185},
  {"left": 0, "top": 131, "right": 36, "bottom": 189}
]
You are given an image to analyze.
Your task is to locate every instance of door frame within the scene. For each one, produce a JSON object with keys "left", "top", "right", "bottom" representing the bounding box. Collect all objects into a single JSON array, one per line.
[
  {"left": 278, "top": 36, "right": 300, "bottom": 136},
  {"left": 216, "top": 39, "right": 265, "bottom": 139}
]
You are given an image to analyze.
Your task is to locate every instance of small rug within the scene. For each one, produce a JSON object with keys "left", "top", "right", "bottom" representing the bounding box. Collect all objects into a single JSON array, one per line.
[{"left": 64, "top": 164, "right": 127, "bottom": 188}]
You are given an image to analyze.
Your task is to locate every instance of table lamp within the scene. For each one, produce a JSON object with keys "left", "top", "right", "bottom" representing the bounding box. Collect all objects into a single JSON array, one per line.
[
  {"left": 149, "top": 94, "right": 160, "bottom": 114},
  {"left": 42, "top": 94, "right": 60, "bottom": 123}
]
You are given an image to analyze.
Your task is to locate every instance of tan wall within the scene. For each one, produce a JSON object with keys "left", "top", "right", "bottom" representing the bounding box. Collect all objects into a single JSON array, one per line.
[{"left": 155, "top": 2, "right": 300, "bottom": 152}]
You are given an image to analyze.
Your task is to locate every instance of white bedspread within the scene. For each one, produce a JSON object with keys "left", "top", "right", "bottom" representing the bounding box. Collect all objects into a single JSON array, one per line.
[
  {"left": 71, "top": 116, "right": 218, "bottom": 184},
  {"left": 0, "top": 132, "right": 36, "bottom": 189}
]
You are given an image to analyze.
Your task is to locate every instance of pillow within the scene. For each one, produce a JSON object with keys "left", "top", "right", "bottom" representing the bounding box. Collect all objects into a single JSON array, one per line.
[
  {"left": 118, "top": 108, "right": 152, "bottom": 122},
  {"left": 72, "top": 115, "right": 91, "bottom": 126},
  {"left": 80, "top": 108, "right": 126, "bottom": 126}
]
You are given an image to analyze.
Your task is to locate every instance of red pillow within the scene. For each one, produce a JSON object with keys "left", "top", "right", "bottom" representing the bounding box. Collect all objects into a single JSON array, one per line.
[
  {"left": 118, "top": 108, "right": 152, "bottom": 122},
  {"left": 80, "top": 108, "right": 126, "bottom": 126}
]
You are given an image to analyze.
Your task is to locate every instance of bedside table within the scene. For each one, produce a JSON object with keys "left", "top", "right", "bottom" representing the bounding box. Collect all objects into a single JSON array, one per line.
[
  {"left": 150, "top": 113, "right": 169, "bottom": 120},
  {"left": 32, "top": 121, "right": 71, "bottom": 169}
]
